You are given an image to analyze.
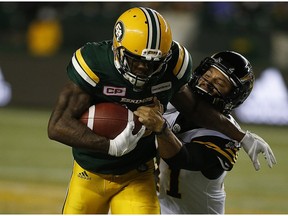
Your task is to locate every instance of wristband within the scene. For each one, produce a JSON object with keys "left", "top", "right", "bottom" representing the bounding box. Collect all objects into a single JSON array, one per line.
[{"left": 155, "top": 119, "right": 168, "bottom": 135}]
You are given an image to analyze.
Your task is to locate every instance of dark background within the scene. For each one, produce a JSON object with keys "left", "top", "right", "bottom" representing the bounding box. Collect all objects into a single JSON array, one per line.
[{"left": 1, "top": 2, "right": 288, "bottom": 109}]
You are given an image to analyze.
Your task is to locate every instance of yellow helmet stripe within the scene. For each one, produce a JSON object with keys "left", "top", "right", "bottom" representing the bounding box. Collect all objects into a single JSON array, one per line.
[
  {"left": 75, "top": 48, "right": 100, "bottom": 85},
  {"left": 173, "top": 42, "right": 190, "bottom": 79},
  {"left": 140, "top": 7, "right": 160, "bottom": 50}
]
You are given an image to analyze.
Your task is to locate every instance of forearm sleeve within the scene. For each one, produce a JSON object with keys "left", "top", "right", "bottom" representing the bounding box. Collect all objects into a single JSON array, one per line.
[{"left": 163, "top": 146, "right": 190, "bottom": 169}]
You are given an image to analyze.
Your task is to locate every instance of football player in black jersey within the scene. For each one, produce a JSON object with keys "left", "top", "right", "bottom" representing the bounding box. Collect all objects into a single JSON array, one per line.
[
  {"left": 48, "top": 7, "right": 275, "bottom": 214},
  {"left": 135, "top": 51, "right": 277, "bottom": 214}
]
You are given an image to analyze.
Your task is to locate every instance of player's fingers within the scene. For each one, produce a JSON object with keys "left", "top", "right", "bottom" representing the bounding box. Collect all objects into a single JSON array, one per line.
[
  {"left": 264, "top": 144, "right": 277, "bottom": 167},
  {"left": 267, "top": 146, "right": 277, "bottom": 164},
  {"left": 135, "top": 105, "right": 151, "bottom": 113},
  {"left": 254, "top": 160, "right": 260, "bottom": 171},
  {"left": 271, "top": 153, "right": 277, "bottom": 164},
  {"left": 153, "top": 97, "right": 164, "bottom": 114},
  {"left": 137, "top": 125, "right": 146, "bottom": 138},
  {"left": 128, "top": 109, "right": 134, "bottom": 122},
  {"left": 264, "top": 150, "right": 273, "bottom": 168},
  {"left": 126, "top": 120, "right": 135, "bottom": 130}
]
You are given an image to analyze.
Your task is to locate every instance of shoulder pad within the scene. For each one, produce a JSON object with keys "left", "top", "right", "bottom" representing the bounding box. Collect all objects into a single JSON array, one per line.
[
  {"left": 171, "top": 41, "right": 192, "bottom": 80},
  {"left": 70, "top": 43, "right": 100, "bottom": 87}
]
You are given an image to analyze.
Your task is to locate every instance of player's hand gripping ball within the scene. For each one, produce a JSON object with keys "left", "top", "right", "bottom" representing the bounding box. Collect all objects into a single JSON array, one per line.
[{"left": 80, "top": 102, "right": 143, "bottom": 139}]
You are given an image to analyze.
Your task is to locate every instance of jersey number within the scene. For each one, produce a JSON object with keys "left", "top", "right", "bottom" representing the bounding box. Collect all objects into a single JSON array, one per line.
[{"left": 166, "top": 168, "right": 181, "bottom": 198}]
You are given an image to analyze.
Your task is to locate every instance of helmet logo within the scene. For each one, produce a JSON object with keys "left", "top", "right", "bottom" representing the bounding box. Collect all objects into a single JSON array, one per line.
[
  {"left": 215, "top": 57, "right": 235, "bottom": 74},
  {"left": 114, "top": 21, "right": 124, "bottom": 42},
  {"left": 214, "top": 57, "right": 222, "bottom": 63}
]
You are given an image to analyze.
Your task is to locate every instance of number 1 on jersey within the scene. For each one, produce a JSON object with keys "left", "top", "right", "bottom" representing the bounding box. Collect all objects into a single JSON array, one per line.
[{"left": 167, "top": 168, "right": 181, "bottom": 198}]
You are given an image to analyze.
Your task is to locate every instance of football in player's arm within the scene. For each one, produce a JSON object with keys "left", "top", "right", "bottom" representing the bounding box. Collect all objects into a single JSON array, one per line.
[{"left": 135, "top": 51, "right": 277, "bottom": 214}]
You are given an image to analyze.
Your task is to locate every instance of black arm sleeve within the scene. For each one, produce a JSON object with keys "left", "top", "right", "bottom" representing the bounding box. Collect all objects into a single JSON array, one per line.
[
  {"left": 162, "top": 146, "right": 190, "bottom": 169},
  {"left": 163, "top": 141, "right": 225, "bottom": 180}
]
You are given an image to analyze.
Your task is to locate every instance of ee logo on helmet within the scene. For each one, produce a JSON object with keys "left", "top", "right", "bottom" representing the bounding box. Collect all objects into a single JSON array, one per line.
[{"left": 114, "top": 21, "right": 124, "bottom": 42}]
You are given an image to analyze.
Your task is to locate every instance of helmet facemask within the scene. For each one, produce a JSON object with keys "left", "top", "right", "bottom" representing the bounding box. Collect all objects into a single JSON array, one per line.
[
  {"left": 193, "top": 66, "right": 235, "bottom": 114},
  {"left": 114, "top": 46, "right": 172, "bottom": 91}
]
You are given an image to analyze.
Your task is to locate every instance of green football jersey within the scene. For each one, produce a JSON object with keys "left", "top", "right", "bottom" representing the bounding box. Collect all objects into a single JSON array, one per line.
[{"left": 66, "top": 40, "right": 192, "bottom": 174}]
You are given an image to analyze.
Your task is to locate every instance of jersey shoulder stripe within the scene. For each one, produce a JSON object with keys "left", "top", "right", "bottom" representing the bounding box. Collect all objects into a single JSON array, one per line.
[
  {"left": 72, "top": 48, "right": 100, "bottom": 87},
  {"left": 178, "top": 128, "right": 239, "bottom": 170},
  {"left": 172, "top": 41, "right": 191, "bottom": 80},
  {"left": 72, "top": 51, "right": 96, "bottom": 87}
]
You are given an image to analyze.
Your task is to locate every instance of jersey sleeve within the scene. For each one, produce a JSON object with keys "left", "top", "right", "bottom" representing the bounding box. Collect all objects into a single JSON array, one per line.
[
  {"left": 192, "top": 135, "right": 240, "bottom": 171},
  {"left": 66, "top": 42, "right": 101, "bottom": 93},
  {"left": 162, "top": 146, "right": 190, "bottom": 169}
]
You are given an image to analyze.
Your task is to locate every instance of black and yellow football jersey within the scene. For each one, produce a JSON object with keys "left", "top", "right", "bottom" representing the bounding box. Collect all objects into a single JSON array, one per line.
[
  {"left": 158, "top": 105, "right": 241, "bottom": 214},
  {"left": 163, "top": 105, "right": 241, "bottom": 179},
  {"left": 66, "top": 40, "right": 192, "bottom": 175}
]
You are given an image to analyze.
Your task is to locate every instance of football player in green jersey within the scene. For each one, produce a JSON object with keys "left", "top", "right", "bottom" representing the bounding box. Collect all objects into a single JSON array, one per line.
[
  {"left": 135, "top": 51, "right": 276, "bottom": 214},
  {"left": 47, "top": 7, "right": 275, "bottom": 214}
]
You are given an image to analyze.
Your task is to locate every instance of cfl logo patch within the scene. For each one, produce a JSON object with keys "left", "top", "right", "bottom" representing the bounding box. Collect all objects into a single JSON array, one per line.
[
  {"left": 103, "top": 86, "right": 126, "bottom": 96},
  {"left": 115, "top": 21, "right": 124, "bottom": 42}
]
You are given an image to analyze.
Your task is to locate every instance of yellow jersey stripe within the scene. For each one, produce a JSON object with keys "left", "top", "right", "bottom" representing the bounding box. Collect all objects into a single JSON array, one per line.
[
  {"left": 75, "top": 49, "right": 100, "bottom": 84},
  {"left": 227, "top": 149, "right": 234, "bottom": 155},
  {"left": 72, "top": 53, "right": 96, "bottom": 87},
  {"left": 194, "top": 140, "right": 235, "bottom": 164}
]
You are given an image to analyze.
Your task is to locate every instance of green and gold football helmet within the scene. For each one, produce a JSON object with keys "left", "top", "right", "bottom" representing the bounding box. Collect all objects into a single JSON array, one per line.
[{"left": 113, "top": 7, "right": 172, "bottom": 91}]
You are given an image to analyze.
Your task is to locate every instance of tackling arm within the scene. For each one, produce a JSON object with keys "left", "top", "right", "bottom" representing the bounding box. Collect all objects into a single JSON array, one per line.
[
  {"left": 171, "top": 84, "right": 245, "bottom": 140},
  {"left": 170, "top": 84, "right": 277, "bottom": 170},
  {"left": 135, "top": 98, "right": 187, "bottom": 160}
]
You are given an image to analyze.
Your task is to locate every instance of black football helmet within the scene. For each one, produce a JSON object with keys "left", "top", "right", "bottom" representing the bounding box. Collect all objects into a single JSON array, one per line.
[{"left": 189, "top": 51, "right": 255, "bottom": 115}]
